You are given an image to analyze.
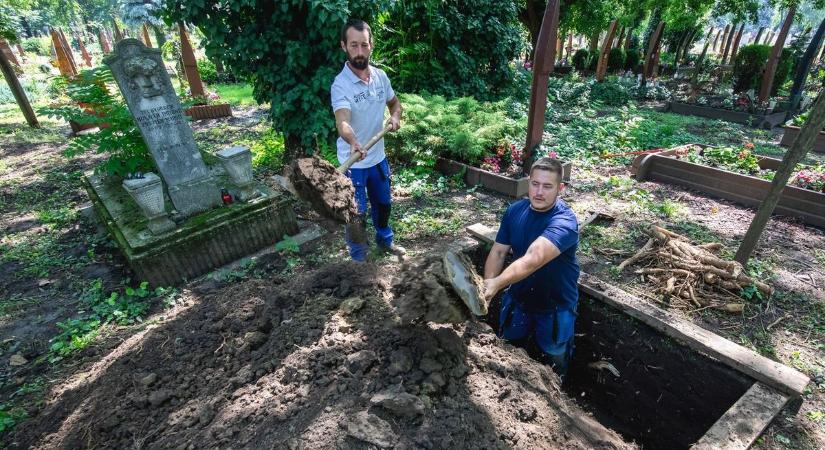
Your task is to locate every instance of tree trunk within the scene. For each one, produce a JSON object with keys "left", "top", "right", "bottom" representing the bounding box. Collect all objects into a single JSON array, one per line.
[
  {"left": 624, "top": 26, "right": 634, "bottom": 50},
  {"left": 753, "top": 27, "right": 765, "bottom": 45},
  {"left": 711, "top": 28, "right": 723, "bottom": 54},
  {"left": 735, "top": 92, "right": 825, "bottom": 265},
  {"left": 679, "top": 28, "right": 698, "bottom": 64},
  {"left": 721, "top": 23, "right": 737, "bottom": 64},
  {"left": 787, "top": 18, "right": 825, "bottom": 119},
  {"left": 596, "top": 20, "right": 618, "bottom": 81},
  {"left": 524, "top": 0, "right": 560, "bottom": 171},
  {"left": 643, "top": 21, "right": 665, "bottom": 79},
  {"left": 615, "top": 26, "right": 625, "bottom": 49},
  {"left": 728, "top": 24, "right": 745, "bottom": 64},
  {"left": 718, "top": 24, "right": 731, "bottom": 54},
  {"left": 283, "top": 133, "right": 305, "bottom": 162},
  {"left": 0, "top": 48, "right": 39, "bottom": 128},
  {"left": 759, "top": 6, "right": 796, "bottom": 103},
  {"left": 589, "top": 31, "right": 600, "bottom": 54}
]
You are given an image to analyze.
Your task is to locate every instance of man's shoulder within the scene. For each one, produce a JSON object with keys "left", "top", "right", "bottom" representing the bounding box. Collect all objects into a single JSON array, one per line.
[
  {"left": 550, "top": 199, "right": 578, "bottom": 226},
  {"left": 503, "top": 199, "right": 530, "bottom": 219}
]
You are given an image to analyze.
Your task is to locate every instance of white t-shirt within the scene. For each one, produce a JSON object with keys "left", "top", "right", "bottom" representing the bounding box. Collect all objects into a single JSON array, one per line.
[{"left": 330, "top": 63, "right": 395, "bottom": 169}]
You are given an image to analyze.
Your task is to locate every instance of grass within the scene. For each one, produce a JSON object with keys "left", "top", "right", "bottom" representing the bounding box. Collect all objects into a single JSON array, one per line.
[{"left": 212, "top": 83, "right": 259, "bottom": 107}]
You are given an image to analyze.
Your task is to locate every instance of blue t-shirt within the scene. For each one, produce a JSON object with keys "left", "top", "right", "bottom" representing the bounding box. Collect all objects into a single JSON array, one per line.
[{"left": 495, "top": 198, "right": 580, "bottom": 313}]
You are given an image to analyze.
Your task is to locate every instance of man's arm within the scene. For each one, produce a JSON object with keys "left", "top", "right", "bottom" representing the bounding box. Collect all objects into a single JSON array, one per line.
[
  {"left": 484, "top": 242, "right": 510, "bottom": 279},
  {"left": 483, "top": 237, "right": 561, "bottom": 301},
  {"left": 386, "top": 95, "right": 402, "bottom": 131},
  {"left": 334, "top": 108, "right": 364, "bottom": 159}
]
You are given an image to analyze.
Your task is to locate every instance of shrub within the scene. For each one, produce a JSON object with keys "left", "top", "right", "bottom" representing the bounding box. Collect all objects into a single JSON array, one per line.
[
  {"left": 22, "top": 36, "right": 50, "bottom": 56},
  {"left": 733, "top": 44, "right": 771, "bottom": 93},
  {"left": 607, "top": 48, "right": 625, "bottom": 72},
  {"left": 572, "top": 49, "right": 590, "bottom": 71},
  {"left": 624, "top": 49, "right": 641, "bottom": 72},
  {"left": 772, "top": 48, "right": 794, "bottom": 96},
  {"left": 197, "top": 58, "right": 217, "bottom": 84},
  {"left": 591, "top": 79, "right": 631, "bottom": 106}
]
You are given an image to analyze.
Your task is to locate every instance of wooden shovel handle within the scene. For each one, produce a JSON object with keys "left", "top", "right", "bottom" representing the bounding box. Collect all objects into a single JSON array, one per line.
[{"left": 337, "top": 124, "right": 393, "bottom": 173}]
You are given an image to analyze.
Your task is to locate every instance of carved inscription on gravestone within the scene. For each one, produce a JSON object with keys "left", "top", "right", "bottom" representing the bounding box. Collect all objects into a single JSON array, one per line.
[{"left": 104, "top": 38, "right": 220, "bottom": 217}]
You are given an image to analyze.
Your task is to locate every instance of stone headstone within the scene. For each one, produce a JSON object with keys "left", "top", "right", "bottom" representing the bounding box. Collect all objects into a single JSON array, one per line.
[{"left": 105, "top": 39, "right": 220, "bottom": 216}]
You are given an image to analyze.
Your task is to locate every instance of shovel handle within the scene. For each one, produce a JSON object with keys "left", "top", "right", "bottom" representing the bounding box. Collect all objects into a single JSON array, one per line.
[{"left": 337, "top": 124, "right": 393, "bottom": 173}]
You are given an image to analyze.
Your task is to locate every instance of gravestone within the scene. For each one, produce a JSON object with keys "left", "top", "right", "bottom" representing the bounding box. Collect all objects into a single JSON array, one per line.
[{"left": 104, "top": 38, "right": 221, "bottom": 217}]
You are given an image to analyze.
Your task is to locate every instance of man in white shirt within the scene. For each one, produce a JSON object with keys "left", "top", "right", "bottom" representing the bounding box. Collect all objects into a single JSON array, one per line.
[{"left": 331, "top": 19, "right": 404, "bottom": 261}]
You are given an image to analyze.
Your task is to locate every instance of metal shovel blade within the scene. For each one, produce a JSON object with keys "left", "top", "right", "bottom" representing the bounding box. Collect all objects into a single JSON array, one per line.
[{"left": 442, "top": 250, "right": 487, "bottom": 316}]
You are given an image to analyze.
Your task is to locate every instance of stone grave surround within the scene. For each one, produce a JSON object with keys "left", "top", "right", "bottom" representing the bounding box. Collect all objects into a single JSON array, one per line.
[{"left": 104, "top": 38, "right": 221, "bottom": 217}]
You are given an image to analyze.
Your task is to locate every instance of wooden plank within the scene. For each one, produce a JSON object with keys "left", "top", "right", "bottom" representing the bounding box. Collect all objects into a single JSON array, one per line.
[
  {"left": 464, "top": 223, "right": 811, "bottom": 396},
  {"left": 692, "top": 382, "right": 789, "bottom": 450}
]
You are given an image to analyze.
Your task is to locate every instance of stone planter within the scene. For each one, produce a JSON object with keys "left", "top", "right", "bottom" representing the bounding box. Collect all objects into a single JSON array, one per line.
[
  {"left": 122, "top": 173, "right": 176, "bottom": 234},
  {"left": 184, "top": 103, "right": 232, "bottom": 120},
  {"left": 632, "top": 145, "right": 825, "bottom": 228},
  {"left": 779, "top": 126, "right": 825, "bottom": 154},
  {"left": 435, "top": 157, "right": 572, "bottom": 198},
  {"left": 668, "top": 101, "right": 786, "bottom": 129},
  {"left": 216, "top": 146, "right": 258, "bottom": 201}
]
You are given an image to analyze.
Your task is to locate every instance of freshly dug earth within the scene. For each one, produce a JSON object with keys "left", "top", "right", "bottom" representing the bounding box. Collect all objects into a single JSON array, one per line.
[
  {"left": 288, "top": 157, "right": 358, "bottom": 223},
  {"left": 392, "top": 255, "right": 472, "bottom": 324},
  {"left": 7, "top": 260, "right": 634, "bottom": 450}
]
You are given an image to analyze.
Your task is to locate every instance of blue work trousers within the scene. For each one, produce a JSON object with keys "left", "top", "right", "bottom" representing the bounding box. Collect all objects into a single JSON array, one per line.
[
  {"left": 499, "top": 291, "right": 577, "bottom": 381},
  {"left": 344, "top": 158, "right": 394, "bottom": 261}
]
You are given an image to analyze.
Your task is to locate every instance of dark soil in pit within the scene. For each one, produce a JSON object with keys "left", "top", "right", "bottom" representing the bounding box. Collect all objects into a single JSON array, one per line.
[
  {"left": 565, "top": 296, "right": 754, "bottom": 449},
  {"left": 288, "top": 157, "right": 358, "bottom": 224},
  {"left": 6, "top": 259, "right": 634, "bottom": 450}
]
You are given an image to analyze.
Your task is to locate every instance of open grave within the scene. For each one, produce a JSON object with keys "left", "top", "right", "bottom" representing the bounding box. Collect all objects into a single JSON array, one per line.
[{"left": 466, "top": 223, "right": 810, "bottom": 449}]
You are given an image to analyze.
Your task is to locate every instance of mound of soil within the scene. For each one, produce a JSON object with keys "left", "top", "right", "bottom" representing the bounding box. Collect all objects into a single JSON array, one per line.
[
  {"left": 6, "top": 260, "right": 634, "bottom": 450},
  {"left": 392, "top": 256, "right": 471, "bottom": 324},
  {"left": 288, "top": 157, "right": 358, "bottom": 224}
]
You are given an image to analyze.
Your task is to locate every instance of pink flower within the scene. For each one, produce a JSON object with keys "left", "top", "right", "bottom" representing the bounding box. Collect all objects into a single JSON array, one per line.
[{"left": 548, "top": 151, "right": 559, "bottom": 159}]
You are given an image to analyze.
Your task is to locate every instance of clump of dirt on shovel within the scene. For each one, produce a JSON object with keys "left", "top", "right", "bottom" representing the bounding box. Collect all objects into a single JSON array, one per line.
[
  {"left": 287, "top": 156, "right": 359, "bottom": 223},
  {"left": 393, "top": 255, "right": 471, "bottom": 324}
]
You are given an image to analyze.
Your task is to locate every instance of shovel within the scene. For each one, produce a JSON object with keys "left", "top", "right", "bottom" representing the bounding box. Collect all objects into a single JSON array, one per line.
[{"left": 337, "top": 124, "right": 392, "bottom": 172}]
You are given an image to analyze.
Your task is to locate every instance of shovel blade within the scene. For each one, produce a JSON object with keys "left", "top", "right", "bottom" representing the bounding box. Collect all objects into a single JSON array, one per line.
[{"left": 442, "top": 250, "right": 487, "bottom": 316}]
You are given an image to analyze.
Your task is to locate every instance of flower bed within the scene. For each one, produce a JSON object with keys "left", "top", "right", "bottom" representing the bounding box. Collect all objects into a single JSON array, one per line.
[
  {"left": 778, "top": 126, "right": 825, "bottom": 154},
  {"left": 435, "top": 157, "right": 572, "bottom": 198},
  {"left": 184, "top": 103, "right": 233, "bottom": 120},
  {"left": 632, "top": 144, "right": 825, "bottom": 228},
  {"left": 668, "top": 101, "right": 786, "bottom": 129}
]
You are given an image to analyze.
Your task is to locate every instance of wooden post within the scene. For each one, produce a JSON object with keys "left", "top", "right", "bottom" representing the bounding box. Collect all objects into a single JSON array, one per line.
[
  {"left": 15, "top": 43, "right": 25, "bottom": 58},
  {"left": 624, "top": 26, "right": 634, "bottom": 50},
  {"left": 596, "top": 20, "right": 618, "bottom": 81},
  {"left": 759, "top": 6, "right": 796, "bottom": 103},
  {"left": 643, "top": 21, "right": 665, "bottom": 79},
  {"left": 57, "top": 29, "right": 78, "bottom": 75},
  {"left": 567, "top": 34, "right": 573, "bottom": 60},
  {"left": 0, "top": 40, "right": 20, "bottom": 68},
  {"left": 615, "top": 26, "right": 626, "bottom": 50},
  {"left": 113, "top": 20, "right": 124, "bottom": 43},
  {"left": 142, "top": 23, "right": 153, "bottom": 48},
  {"left": 50, "top": 29, "right": 75, "bottom": 77},
  {"left": 721, "top": 24, "right": 736, "bottom": 63},
  {"left": 76, "top": 33, "right": 92, "bottom": 66},
  {"left": 753, "top": 27, "right": 765, "bottom": 45},
  {"left": 787, "top": 18, "right": 825, "bottom": 118},
  {"left": 0, "top": 46, "right": 39, "bottom": 128},
  {"left": 728, "top": 24, "right": 745, "bottom": 64},
  {"left": 523, "top": 0, "right": 560, "bottom": 171},
  {"left": 718, "top": 24, "right": 731, "bottom": 54},
  {"left": 711, "top": 28, "right": 723, "bottom": 54},
  {"left": 735, "top": 92, "right": 825, "bottom": 264},
  {"left": 99, "top": 30, "right": 112, "bottom": 54},
  {"left": 179, "top": 23, "right": 205, "bottom": 98}
]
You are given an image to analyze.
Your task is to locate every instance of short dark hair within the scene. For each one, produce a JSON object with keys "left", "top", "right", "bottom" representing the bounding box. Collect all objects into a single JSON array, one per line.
[
  {"left": 341, "top": 19, "right": 372, "bottom": 44},
  {"left": 529, "top": 156, "right": 564, "bottom": 181}
]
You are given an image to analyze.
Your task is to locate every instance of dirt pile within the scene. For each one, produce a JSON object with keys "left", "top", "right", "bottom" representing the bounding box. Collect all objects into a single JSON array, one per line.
[
  {"left": 287, "top": 157, "right": 358, "bottom": 223},
  {"left": 392, "top": 256, "right": 471, "bottom": 324},
  {"left": 6, "top": 260, "right": 633, "bottom": 450}
]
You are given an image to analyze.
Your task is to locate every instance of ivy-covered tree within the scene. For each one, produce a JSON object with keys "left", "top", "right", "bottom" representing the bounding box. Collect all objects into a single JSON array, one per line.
[
  {"left": 374, "top": 0, "right": 524, "bottom": 101},
  {"left": 161, "top": 0, "right": 380, "bottom": 159}
]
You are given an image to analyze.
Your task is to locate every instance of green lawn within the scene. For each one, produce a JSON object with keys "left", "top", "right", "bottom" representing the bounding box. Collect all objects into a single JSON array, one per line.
[{"left": 212, "top": 83, "right": 260, "bottom": 107}]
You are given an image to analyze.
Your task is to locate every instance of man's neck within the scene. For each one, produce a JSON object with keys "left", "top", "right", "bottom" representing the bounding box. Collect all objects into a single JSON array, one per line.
[
  {"left": 529, "top": 199, "right": 557, "bottom": 213},
  {"left": 347, "top": 62, "right": 370, "bottom": 82}
]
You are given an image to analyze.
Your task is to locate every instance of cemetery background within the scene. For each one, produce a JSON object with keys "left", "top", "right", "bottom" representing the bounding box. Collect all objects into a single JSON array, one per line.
[{"left": 1, "top": 1, "right": 825, "bottom": 449}]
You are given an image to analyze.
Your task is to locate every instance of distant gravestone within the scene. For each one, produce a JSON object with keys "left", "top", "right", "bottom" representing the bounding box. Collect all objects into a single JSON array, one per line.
[{"left": 104, "top": 38, "right": 220, "bottom": 216}]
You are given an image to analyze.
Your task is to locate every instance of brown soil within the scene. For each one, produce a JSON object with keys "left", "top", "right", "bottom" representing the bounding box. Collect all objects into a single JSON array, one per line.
[
  {"left": 392, "top": 256, "right": 471, "bottom": 325},
  {"left": 288, "top": 157, "right": 358, "bottom": 224},
  {"left": 6, "top": 259, "right": 634, "bottom": 450}
]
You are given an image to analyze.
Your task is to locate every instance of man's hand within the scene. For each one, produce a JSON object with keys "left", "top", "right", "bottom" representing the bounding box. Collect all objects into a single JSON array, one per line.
[
  {"left": 483, "top": 278, "right": 501, "bottom": 303},
  {"left": 386, "top": 116, "right": 401, "bottom": 132},
  {"left": 351, "top": 142, "right": 366, "bottom": 160}
]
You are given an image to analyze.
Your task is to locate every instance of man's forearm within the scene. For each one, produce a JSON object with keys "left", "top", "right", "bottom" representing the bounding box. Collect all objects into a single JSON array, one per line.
[
  {"left": 389, "top": 101, "right": 402, "bottom": 122},
  {"left": 493, "top": 253, "right": 542, "bottom": 289},
  {"left": 337, "top": 121, "right": 359, "bottom": 146},
  {"left": 484, "top": 251, "right": 506, "bottom": 279}
]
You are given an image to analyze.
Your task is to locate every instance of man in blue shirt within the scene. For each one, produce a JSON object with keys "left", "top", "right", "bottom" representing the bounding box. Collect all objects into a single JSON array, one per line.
[
  {"left": 331, "top": 19, "right": 404, "bottom": 262},
  {"left": 483, "top": 157, "right": 580, "bottom": 381}
]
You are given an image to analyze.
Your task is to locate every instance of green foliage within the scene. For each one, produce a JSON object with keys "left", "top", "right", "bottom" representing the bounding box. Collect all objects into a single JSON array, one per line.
[
  {"left": 245, "top": 128, "right": 284, "bottom": 174},
  {"left": 49, "top": 279, "right": 167, "bottom": 358},
  {"left": 386, "top": 93, "right": 524, "bottom": 168},
  {"left": 197, "top": 58, "right": 218, "bottom": 84},
  {"left": 733, "top": 45, "right": 795, "bottom": 96},
  {"left": 162, "top": 0, "right": 379, "bottom": 155},
  {"left": 686, "top": 144, "right": 762, "bottom": 174},
  {"left": 591, "top": 80, "right": 632, "bottom": 106},
  {"left": 624, "top": 49, "right": 641, "bottom": 71},
  {"left": 375, "top": 0, "right": 524, "bottom": 101},
  {"left": 38, "top": 67, "right": 155, "bottom": 178},
  {"left": 0, "top": 403, "right": 27, "bottom": 434},
  {"left": 21, "top": 36, "right": 51, "bottom": 56},
  {"left": 0, "top": 77, "right": 46, "bottom": 104},
  {"left": 607, "top": 48, "right": 625, "bottom": 72},
  {"left": 572, "top": 49, "right": 591, "bottom": 71}
]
